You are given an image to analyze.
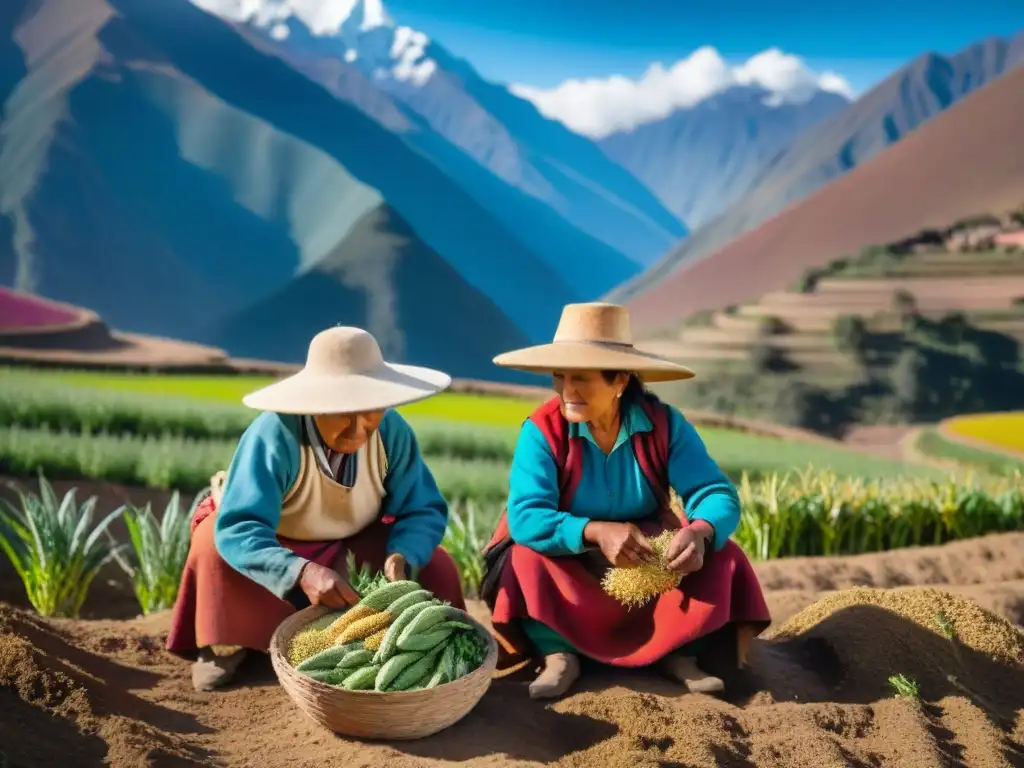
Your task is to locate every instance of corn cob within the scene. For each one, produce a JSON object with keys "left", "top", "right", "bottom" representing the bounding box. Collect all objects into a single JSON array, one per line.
[
  {"left": 342, "top": 664, "right": 380, "bottom": 691},
  {"left": 358, "top": 580, "right": 421, "bottom": 611},
  {"left": 337, "top": 648, "right": 375, "bottom": 670},
  {"left": 375, "top": 650, "right": 424, "bottom": 692},
  {"left": 296, "top": 642, "right": 355, "bottom": 672},
  {"left": 373, "top": 601, "right": 436, "bottom": 664},
  {"left": 363, "top": 627, "right": 388, "bottom": 651},
  {"left": 397, "top": 604, "right": 465, "bottom": 648},
  {"left": 324, "top": 604, "right": 378, "bottom": 642},
  {"left": 391, "top": 643, "right": 447, "bottom": 691},
  {"left": 397, "top": 626, "right": 454, "bottom": 652},
  {"left": 385, "top": 588, "right": 432, "bottom": 616},
  {"left": 338, "top": 610, "right": 394, "bottom": 644}
]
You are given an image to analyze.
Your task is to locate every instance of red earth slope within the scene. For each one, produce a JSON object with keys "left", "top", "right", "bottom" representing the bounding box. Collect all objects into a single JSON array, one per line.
[{"left": 625, "top": 66, "right": 1024, "bottom": 333}]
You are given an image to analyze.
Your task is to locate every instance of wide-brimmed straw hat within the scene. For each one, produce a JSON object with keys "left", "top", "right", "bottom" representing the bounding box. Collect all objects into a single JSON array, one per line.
[
  {"left": 242, "top": 327, "right": 451, "bottom": 414},
  {"left": 492, "top": 302, "right": 695, "bottom": 383}
]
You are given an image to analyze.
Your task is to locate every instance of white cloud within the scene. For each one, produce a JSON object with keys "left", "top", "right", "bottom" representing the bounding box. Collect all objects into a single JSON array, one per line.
[
  {"left": 189, "top": 0, "right": 392, "bottom": 36},
  {"left": 511, "top": 46, "right": 855, "bottom": 138}
]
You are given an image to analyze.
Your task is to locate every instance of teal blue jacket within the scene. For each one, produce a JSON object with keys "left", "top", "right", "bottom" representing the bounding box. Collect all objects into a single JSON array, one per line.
[
  {"left": 212, "top": 410, "right": 448, "bottom": 599},
  {"left": 505, "top": 401, "right": 740, "bottom": 556}
]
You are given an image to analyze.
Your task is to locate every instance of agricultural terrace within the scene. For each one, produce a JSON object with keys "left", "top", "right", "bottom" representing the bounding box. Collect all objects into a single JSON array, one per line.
[
  {"left": 639, "top": 234, "right": 1024, "bottom": 433},
  {"left": 0, "top": 287, "right": 83, "bottom": 329},
  {"left": 914, "top": 427, "right": 1024, "bottom": 477}
]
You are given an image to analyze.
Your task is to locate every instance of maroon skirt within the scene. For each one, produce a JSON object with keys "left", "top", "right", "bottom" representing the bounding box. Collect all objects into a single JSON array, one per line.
[
  {"left": 489, "top": 517, "right": 771, "bottom": 671},
  {"left": 166, "top": 496, "right": 466, "bottom": 655}
]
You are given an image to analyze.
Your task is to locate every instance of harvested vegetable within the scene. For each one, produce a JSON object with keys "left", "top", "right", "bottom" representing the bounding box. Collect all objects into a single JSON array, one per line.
[
  {"left": 398, "top": 626, "right": 454, "bottom": 652},
  {"left": 359, "top": 580, "right": 421, "bottom": 611},
  {"left": 338, "top": 610, "right": 394, "bottom": 644},
  {"left": 285, "top": 577, "right": 492, "bottom": 692},
  {"left": 385, "top": 588, "right": 432, "bottom": 615},
  {"left": 338, "top": 648, "right": 375, "bottom": 670},
  {"left": 296, "top": 642, "right": 355, "bottom": 673},
  {"left": 346, "top": 551, "right": 389, "bottom": 597},
  {"left": 376, "top": 650, "right": 424, "bottom": 691},
  {"left": 325, "top": 604, "right": 378, "bottom": 642},
  {"left": 363, "top": 627, "right": 388, "bottom": 651},
  {"left": 374, "top": 600, "right": 437, "bottom": 664},
  {"left": 341, "top": 664, "right": 380, "bottom": 691},
  {"left": 600, "top": 530, "right": 682, "bottom": 609},
  {"left": 391, "top": 643, "right": 447, "bottom": 691},
  {"left": 397, "top": 604, "right": 463, "bottom": 648}
]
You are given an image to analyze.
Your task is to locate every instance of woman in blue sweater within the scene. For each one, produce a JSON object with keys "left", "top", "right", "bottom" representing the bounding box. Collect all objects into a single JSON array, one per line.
[
  {"left": 167, "top": 327, "right": 465, "bottom": 691},
  {"left": 482, "top": 303, "right": 771, "bottom": 700}
]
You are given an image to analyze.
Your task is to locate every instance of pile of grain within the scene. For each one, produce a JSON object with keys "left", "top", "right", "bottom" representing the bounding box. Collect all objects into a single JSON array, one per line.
[{"left": 774, "top": 586, "right": 1024, "bottom": 665}]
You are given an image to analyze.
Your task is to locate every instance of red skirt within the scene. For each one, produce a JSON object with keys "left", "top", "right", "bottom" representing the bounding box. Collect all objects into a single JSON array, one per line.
[
  {"left": 166, "top": 497, "right": 466, "bottom": 655},
  {"left": 489, "top": 521, "right": 771, "bottom": 671}
]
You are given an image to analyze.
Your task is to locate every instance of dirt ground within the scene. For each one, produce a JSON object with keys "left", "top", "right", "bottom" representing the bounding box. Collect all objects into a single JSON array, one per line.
[{"left": 2, "top": 533, "right": 1023, "bottom": 768}]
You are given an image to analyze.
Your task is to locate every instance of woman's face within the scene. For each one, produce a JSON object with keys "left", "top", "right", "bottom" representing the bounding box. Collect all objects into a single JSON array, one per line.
[
  {"left": 552, "top": 370, "right": 628, "bottom": 424},
  {"left": 313, "top": 410, "right": 385, "bottom": 453}
]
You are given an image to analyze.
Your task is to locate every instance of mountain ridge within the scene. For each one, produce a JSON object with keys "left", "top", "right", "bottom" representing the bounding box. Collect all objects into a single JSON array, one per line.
[
  {"left": 599, "top": 84, "right": 850, "bottom": 228},
  {"left": 623, "top": 65, "right": 1024, "bottom": 333},
  {"left": 0, "top": 0, "right": 594, "bottom": 381},
  {"left": 608, "top": 31, "right": 1024, "bottom": 305},
  {"left": 193, "top": 0, "right": 688, "bottom": 265}
]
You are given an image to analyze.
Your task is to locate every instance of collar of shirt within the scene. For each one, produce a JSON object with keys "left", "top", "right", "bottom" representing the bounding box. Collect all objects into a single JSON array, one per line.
[{"left": 570, "top": 400, "right": 653, "bottom": 454}]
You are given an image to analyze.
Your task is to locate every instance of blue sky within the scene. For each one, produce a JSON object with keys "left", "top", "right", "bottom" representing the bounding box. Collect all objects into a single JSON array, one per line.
[{"left": 386, "top": 0, "right": 1022, "bottom": 93}]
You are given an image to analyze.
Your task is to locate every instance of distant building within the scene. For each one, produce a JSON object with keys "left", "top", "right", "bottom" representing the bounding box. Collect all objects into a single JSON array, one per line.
[{"left": 994, "top": 230, "right": 1024, "bottom": 248}]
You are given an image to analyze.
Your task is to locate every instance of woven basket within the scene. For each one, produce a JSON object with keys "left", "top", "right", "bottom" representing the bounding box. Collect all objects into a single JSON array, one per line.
[{"left": 269, "top": 604, "right": 499, "bottom": 740}]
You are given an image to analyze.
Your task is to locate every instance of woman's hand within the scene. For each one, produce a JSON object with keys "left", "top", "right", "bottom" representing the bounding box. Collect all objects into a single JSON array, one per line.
[
  {"left": 665, "top": 521, "right": 714, "bottom": 574},
  {"left": 584, "top": 521, "right": 656, "bottom": 567},
  {"left": 383, "top": 552, "right": 410, "bottom": 582},
  {"left": 297, "top": 562, "right": 360, "bottom": 608}
]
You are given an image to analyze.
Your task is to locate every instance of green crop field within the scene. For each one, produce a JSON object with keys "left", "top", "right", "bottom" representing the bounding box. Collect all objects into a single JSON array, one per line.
[
  {"left": 2, "top": 367, "right": 940, "bottom": 485},
  {"left": 42, "top": 369, "right": 539, "bottom": 427},
  {"left": 916, "top": 428, "right": 1024, "bottom": 476}
]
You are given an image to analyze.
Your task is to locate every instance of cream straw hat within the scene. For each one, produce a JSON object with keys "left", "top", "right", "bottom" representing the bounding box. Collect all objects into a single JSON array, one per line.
[
  {"left": 492, "top": 302, "right": 694, "bottom": 383},
  {"left": 242, "top": 327, "right": 451, "bottom": 414}
]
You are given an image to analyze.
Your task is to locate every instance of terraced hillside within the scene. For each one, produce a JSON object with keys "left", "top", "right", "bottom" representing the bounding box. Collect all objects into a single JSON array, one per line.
[
  {"left": 0, "top": 287, "right": 248, "bottom": 371},
  {"left": 640, "top": 220, "right": 1024, "bottom": 433}
]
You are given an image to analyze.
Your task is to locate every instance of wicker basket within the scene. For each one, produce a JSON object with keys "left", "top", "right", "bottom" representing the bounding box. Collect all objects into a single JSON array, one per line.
[{"left": 269, "top": 604, "right": 499, "bottom": 740}]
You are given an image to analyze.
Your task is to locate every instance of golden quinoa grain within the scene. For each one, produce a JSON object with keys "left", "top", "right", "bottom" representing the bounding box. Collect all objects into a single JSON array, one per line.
[{"left": 601, "top": 530, "right": 682, "bottom": 608}]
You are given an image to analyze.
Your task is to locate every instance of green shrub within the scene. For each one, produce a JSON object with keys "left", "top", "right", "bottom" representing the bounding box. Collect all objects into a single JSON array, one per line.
[
  {"left": 112, "top": 490, "right": 206, "bottom": 615},
  {"left": 0, "top": 473, "right": 124, "bottom": 617},
  {"left": 832, "top": 315, "right": 867, "bottom": 353}
]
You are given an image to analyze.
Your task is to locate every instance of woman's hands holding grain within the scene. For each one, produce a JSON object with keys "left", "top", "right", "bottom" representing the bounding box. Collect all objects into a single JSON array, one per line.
[
  {"left": 665, "top": 522, "right": 714, "bottom": 574},
  {"left": 298, "top": 562, "right": 360, "bottom": 608},
  {"left": 584, "top": 521, "right": 656, "bottom": 567}
]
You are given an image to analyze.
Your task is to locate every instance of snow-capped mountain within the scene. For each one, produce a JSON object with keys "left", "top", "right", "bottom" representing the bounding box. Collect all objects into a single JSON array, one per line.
[{"left": 189, "top": 0, "right": 688, "bottom": 268}]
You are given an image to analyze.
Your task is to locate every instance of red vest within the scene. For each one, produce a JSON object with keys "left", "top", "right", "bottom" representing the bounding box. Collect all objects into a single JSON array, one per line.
[
  {"left": 480, "top": 394, "right": 672, "bottom": 605},
  {"left": 529, "top": 394, "right": 671, "bottom": 512}
]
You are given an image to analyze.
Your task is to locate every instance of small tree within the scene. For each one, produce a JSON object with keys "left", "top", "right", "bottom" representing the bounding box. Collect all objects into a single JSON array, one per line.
[
  {"left": 892, "top": 289, "right": 917, "bottom": 316},
  {"left": 890, "top": 347, "right": 930, "bottom": 417},
  {"left": 757, "top": 315, "right": 789, "bottom": 336},
  {"left": 832, "top": 314, "right": 867, "bottom": 353},
  {"left": 938, "top": 312, "right": 968, "bottom": 346},
  {"left": 795, "top": 269, "right": 822, "bottom": 293}
]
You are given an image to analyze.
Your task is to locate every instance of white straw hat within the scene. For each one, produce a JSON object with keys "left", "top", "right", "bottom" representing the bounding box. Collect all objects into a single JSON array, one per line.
[
  {"left": 492, "top": 302, "right": 694, "bottom": 383},
  {"left": 242, "top": 327, "right": 451, "bottom": 414}
]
